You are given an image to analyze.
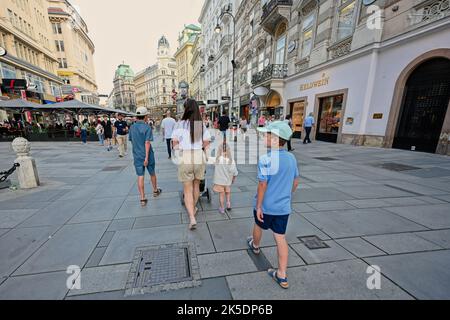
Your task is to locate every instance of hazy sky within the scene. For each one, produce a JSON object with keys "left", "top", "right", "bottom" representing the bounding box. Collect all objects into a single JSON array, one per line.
[{"left": 69, "top": 0, "right": 204, "bottom": 95}]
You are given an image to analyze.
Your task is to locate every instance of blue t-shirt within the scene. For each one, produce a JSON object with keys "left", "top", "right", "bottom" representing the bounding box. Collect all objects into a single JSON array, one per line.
[
  {"left": 129, "top": 121, "right": 154, "bottom": 166},
  {"left": 114, "top": 120, "right": 128, "bottom": 135},
  {"left": 254, "top": 150, "right": 300, "bottom": 216},
  {"left": 304, "top": 116, "right": 315, "bottom": 128}
]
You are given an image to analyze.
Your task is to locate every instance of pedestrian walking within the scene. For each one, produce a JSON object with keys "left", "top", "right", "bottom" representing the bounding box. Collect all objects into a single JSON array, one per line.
[
  {"left": 240, "top": 116, "right": 248, "bottom": 141},
  {"left": 284, "top": 115, "right": 294, "bottom": 152},
  {"left": 172, "top": 99, "right": 211, "bottom": 231},
  {"left": 213, "top": 142, "right": 238, "bottom": 215},
  {"left": 114, "top": 114, "right": 129, "bottom": 158},
  {"left": 303, "top": 113, "right": 315, "bottom": 144},
  {"left": 218, "top": 111, "right": 231, "bottom": 140},
  {"left": 247, "top": 121, "right": 300, "bottom": 290},
  {"left": 96, "top": 121, "right": 104, "bottom": 146},
  {"left": 161, "top": 111, "right": 177, "bottom": 160},
  {"left": 129, "top": 107, "right": 162, "bottom": 207},
  {"left": 104, "top": 118, "right": 113, "bottom": 151},
  {"left": 81, "top": 119, "right": 89, "bottom": 144}
]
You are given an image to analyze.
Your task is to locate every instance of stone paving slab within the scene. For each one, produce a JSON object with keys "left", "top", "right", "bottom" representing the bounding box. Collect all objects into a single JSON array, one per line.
[
  {"left": 291, "top": 241, "right": 356, "bottom": 265},
  {"left": 0, "top": 229, "right": 10, "bottom": 237},
  {"left": 261, "top": 246, "right": 306, "bottom": 268},
  {"left": 0, "top": 209, "right": 39, "bottom": 228},
  {"left": 68, "top": 198, "right": 126, "bottom": 224},
  {"left": 363, "top": 233, "right": 442, "bottom": 255},
  {"left": 336, "top": 238, "right": 387, "bottom": 258},
  {"left": 115, "top": 199, "right": 182, "bottom": 219},
  {"left": 0, "top": 271, "right": 69, "bottom": 300},
  {"left": 346, "top": 197, "right": 429, "bottom": 209},
  {"left": 181, "top": 211, "right": 229, "bottom": 223},
  {"left": 100, "top": 224, "right": 215, "bottom": 266},
  {"left": 303, "top": 209, "right": 428, "bottom": 239},
  {"left": 335, "top": 186, "right": 416, "bottom": 199},
  {"left": 0, "top": 226, "right": 58, "bottom": 277},
  {"left": 133, "top": 214, "right": 182, "bottom": 229},
  {"left": 85, "top": 247, "right": 108, "bottom": 268},
  {"left": 198, "top": 251, "right": 257, "bottom": 279},
  {"left": 381, "top": 180, "right": 449, "bottom": 196},
  {"left": 307, "top": 201, "right": 356, "bottom": 211},
  {"left": 292, "top": 203, "right": 316, "bottom": 214},
  {"left": 365, "top": 250, "right": 450, "bottom": 299},
  {"left": 67, "top": 264, "right": 131, "bottom": 297},
  {"left": 14, "top": 222, "right": 109, "bottom": 275},
  {"left": 384, "top": 204, "right": 450, "bottom": 229},
  {"left": 292, "top": 188, "right": 355, "bottom": 203},
  {"left": 433, "top": 194, "right": 450, "bottom": 202},
  {"left": 0, "top": 200, "right": 50, "bottom": 210},
  {"left": 226, "top": 260, "right": 413, "bottom": 300},
  {"left": 18, "top": 199, "right": 89, "bottom": 228},
  {"left": 107, "top": 218, "right": 135, "bottom": 232},
  {"left": 414, "top": 230, "right": 450, "bottom": 249}
]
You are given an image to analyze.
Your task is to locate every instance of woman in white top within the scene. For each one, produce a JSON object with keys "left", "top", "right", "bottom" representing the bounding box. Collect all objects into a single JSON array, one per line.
[{"left": 172, "top": 99, "right": 211, "bottom": 230}]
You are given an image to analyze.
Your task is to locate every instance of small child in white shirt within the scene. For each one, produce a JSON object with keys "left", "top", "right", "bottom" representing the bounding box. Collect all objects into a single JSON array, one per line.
[{"left": 213, "top": 142, "right": 238, "bottom": 214}]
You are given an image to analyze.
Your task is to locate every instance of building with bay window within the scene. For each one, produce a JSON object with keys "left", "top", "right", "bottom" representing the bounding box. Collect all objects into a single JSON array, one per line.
[
  {"left": 233, "top": 0, "right": 450, "bottom": 154},
  {"left": 47, "top": 0, "right": 99, "bottom": 105}
]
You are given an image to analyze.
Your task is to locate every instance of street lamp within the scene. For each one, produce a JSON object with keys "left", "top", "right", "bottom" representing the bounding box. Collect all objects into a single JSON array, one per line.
[{"left": 215, "top": 7, "right": 237, "bottom": 118}]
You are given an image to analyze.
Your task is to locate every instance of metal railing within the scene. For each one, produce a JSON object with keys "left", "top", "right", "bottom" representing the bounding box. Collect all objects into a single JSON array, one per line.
[
  {"left": 251, "top": 64, "right": 288, "bottom": 86},
  {"left": 261, "top": 0, "right": 293, "bottom": 22}
]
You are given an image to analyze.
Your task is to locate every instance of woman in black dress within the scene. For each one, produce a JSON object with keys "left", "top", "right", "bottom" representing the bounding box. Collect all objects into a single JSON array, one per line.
[{"left": 104, "top": 119, "right": 113, "bottom": 151}]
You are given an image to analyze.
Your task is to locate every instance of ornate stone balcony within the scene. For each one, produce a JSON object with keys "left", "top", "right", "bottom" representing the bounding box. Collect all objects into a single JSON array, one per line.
[
  {"left": 328, "top": 37, "right": 353, "bottom": 60},
  {"left": 410, "top": 0, "right": 450, "bottom": 25},
  {"left": 260, "top": 0, "right": 293, "bottom": 35},
  {"left": 251, "top": 64, "right": 288, "bottom": 87}
]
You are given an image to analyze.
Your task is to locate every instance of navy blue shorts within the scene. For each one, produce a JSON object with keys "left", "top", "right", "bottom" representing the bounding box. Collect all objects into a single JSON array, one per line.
[
  {"left": 253, "top": 210, "right": 289, "bottom": 235},
  {"left": 135, "top": 164, "right": 155, "bottom": 177}
]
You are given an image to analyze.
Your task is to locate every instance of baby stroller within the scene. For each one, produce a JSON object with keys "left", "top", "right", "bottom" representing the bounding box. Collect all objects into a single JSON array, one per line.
[{"left": 180, "top": 168, "right": 212, "bottom": 211}]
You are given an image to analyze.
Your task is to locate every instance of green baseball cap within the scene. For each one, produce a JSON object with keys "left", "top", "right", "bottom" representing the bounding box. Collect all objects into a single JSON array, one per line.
[{"left": 257, "top": 121, "right": 293, "bottom": 141}]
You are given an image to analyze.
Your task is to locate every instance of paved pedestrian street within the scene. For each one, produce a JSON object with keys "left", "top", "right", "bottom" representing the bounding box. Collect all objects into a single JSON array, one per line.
[{"left": 1, "top": 133, "right": 450, "bottom": 300}]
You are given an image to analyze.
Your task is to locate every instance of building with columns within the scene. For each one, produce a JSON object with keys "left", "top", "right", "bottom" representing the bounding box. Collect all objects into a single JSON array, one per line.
[
  {"left": 232, "top": 0, "right": 449, "bottom": 155},
  {"left": 47, "top": 0, "right": 98, "bottom": 105},
  {"left": 134, "top": 36, "right": 178, "bottom": 119}
]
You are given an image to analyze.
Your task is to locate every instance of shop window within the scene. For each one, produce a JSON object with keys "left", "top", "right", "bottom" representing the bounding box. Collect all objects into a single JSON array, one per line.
[{"left": 300, "top": 12, "right": 315, "bottom": 58}]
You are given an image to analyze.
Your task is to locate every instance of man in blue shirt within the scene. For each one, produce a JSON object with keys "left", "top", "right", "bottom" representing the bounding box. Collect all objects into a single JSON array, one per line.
[
  {"left": 247, "top": 121, "right": 300, "bottom": 290},
  {"left": 129, "top": 107, "right": 162, "bottom": 206},
  {"left": 303, "top": 113, "right": 315, "bottom": 144},
  {"left": 114, "top": 114, "right": 129, "bottom": 158}
]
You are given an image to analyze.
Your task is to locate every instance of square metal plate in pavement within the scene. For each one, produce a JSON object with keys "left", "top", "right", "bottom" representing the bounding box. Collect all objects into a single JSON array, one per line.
[
  {"left": 125, "top": 243, "right": 201, "bottom": 296},
  {"left": 299, "top": 236, "right": 330, "bottom": 250},
  {"left": 373, "top": 163, "right": 421, "bottom": 172}
]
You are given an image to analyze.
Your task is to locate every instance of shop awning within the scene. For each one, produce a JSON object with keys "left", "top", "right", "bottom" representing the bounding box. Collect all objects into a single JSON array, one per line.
[{"left": 0, "top": 99, "right": 45, "bottom": 112}]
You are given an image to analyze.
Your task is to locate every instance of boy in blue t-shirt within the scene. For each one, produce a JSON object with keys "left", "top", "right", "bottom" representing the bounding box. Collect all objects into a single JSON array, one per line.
[{"left": 247, "top": 121, "right": 300, "bottom": 289}]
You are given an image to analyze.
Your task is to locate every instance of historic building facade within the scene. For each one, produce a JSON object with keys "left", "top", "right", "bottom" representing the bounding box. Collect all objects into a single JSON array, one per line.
[
  {"left": 190, "top": 34, "right": 205, "bottom": 103},
  {"left": 231, "top": 0, "right": 450, "bottom": 154},
  {"left": 199, "top": 0, "right": 241, "bottom": 117},
  {"left": 113, "top": 63, "right": 136, "bottom": 113},
  {"left": 47, "top": 0, "right": 98, "bottom": 105},
  {"left": 0, "top": 0, "right": 64, "bottom": 120},
  {"left": 134, "top": 36, "right": 177, "bottom": 119}
]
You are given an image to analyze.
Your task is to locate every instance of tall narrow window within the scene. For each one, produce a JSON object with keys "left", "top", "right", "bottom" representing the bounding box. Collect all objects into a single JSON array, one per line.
[
  {"left": 258, "top": 50, "right": 264, "bottom": 72},
  {"left": 275, "top": 23, "right": 287, "bottom": 65},
  {"left": 301, "top": 12, "right": 315, "bottom": 58},
  {"left": 336, "top": 0, "right": 356, "bottom": 41}
]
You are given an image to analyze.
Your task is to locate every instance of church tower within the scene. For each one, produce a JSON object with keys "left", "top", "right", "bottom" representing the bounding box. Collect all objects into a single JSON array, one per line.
[{"left": 158, "top": 35, "right": 170, "bottom": 58}]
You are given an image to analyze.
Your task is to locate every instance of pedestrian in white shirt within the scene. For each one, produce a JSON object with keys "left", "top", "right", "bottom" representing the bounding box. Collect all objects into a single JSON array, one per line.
[{"left": 161, "top": 111, "right": 177, "bottom": 159}]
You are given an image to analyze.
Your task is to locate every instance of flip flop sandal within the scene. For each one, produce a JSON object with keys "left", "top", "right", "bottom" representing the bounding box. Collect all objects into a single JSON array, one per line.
[
  {"left": 247, "top": 237, "right": 261, "bottom": 255},
  {"left": 189, "top": 222, "right": 197, "bottom": 231},
  {"left": 153, "top": 189, "right": 162, "bottom": 197},
  {"left": 268, "top": 269, "right": 289, "bottom": 289},
  {"left": 140, "top": 199, "right": 148, "bottom": 207}
]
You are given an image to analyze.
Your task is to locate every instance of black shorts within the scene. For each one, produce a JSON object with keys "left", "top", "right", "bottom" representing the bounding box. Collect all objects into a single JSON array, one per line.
[{"left": 254, "top": 210, "right": 289, "bottom": 235}]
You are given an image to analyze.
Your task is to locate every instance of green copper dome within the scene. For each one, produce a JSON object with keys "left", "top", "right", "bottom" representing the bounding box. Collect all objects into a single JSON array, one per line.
[
  {"left": 185, "top": 24, "right": 201, "bottom": 32},
  {"left": 115, "top": 64, "right": 135, "bottom": 79}
]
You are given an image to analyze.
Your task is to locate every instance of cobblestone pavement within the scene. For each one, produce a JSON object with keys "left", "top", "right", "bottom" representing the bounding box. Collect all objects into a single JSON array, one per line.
[{"left": 0, "top": 130, "right": 449, "bottom": 300}]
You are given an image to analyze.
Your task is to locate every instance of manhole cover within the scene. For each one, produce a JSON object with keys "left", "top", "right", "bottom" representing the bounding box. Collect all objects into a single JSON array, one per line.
[
  {"left": 373, "top": 163, "right": 421, "bottom": 172},
  {"left": 314, "top": 157, "right": 338, "bottom": 161},
  {"left": 298, "top": 236, "right": 330, "bottom": 250},
  {"left": 125, "top": 243, "right": 201, "bottom": 296},
  {"left": 102, "top": 166, "right": 126, "bottom": 172}
]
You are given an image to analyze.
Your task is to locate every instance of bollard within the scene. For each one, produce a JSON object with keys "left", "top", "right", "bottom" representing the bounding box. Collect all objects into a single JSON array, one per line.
[{"left": 11, "top": 137, "right": 40, "bottom": 189}]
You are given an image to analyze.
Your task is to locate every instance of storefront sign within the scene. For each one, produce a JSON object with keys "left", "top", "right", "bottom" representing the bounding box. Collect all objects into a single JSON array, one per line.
[
  {"left": 300, "top": 73, "right": 330, "bottom": 91},
  {"left": 57, "top": 71, "right": 74, "bottom": 77},
  {"left": 373, "top": 113, "right": 383, "bottom": 119},
  {"left": 207, "top": 100, "right": 218, "bottom": 105}
]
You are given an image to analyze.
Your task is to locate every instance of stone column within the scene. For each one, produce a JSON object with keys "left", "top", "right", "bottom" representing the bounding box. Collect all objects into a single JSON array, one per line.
[{"left": 11, "top": 138, "right": 40, "bottom": 189}]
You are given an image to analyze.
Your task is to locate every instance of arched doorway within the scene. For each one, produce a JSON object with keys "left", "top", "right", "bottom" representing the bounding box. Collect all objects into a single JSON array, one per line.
[
  {"left": 393, "top": 58, "right": 450, "bottom": 153},
  {"left": 265, "top": 90, "right": 283, "bottom": 118}
]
